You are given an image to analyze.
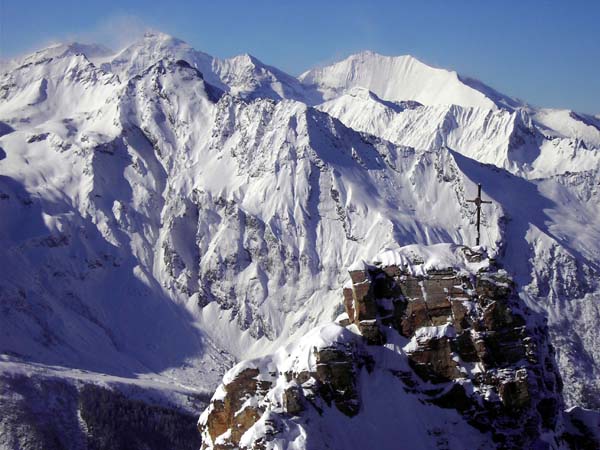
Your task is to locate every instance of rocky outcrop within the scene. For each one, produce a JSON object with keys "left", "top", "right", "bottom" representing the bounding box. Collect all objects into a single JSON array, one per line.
[
  {"left": 198, "top": 337, "right": 366, "bottom": 449},
  {"left": 202, "top": 367, "right": 270, "bottom": 447},
  {"left": 198, "top": 244, "right": 589, "bottom": 450},
  {"left": 343, "top": 245, "right": 564, "bottom": 447}
]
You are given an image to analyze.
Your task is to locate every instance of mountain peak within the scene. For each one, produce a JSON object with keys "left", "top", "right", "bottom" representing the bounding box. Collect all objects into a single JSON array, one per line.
[
  {"left": 347, "top": 50, "right": 418, "bottom": 61},
  {"left": 299, "top": 51, "right": 509, "bottom": 109},
  {"left": 43, "top": 41, "right": 114, "bottom": 58},
  {"left": 63, "top": 42, "right": 114, "bottom": 57},
  {"left": 226, "top": 52, "right": 262, "bottom": 67},
  {"left": 101, "top": 31, "right": 223, "bottom": 87},
  {"left": 3, "top": 41, "right": 114, "bottom": 71},
  {"left": 120, "top": 30, "right": 195, "bottom": 55},
  {"left": 213, "top": 52, "right": 318, "bottom": 102},
  {"left": 141, "top": 30, "right": 186, "bottom": 46},
  {"left": 329, "top": 51, "right": 432, "bottom": 73}
]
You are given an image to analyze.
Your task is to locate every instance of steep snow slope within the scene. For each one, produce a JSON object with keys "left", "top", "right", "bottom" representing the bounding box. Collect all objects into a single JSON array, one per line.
[
  {"left": 299, "top": 51, "right": 516, "bottom": 109},
  {"left": 104, "top": 31, "right": 225, "bottom": 90},
  {"left": 0, "top": 49, "right": 119, "bottom": 129},
  {"left": 0, "top": 55, "right": 235, "bottom": 395},
  {"left": 533, "top": 108, "right": 600, "bottom": 149},
  {"left": 1, "top": 34, "right": 600, "bottom": 447},
  {"left": 103, "top": 32, "right": 315, "bottom": 103},
  {"left": 318, "top": 88, "right": 600, "bottom": 178},
  {"left": 180, "top": 102, "right": 489, "bottom": 355},
  {"left": 0, "top": 42, "right": 114, "bottom": 73},
  {"left": 213, "top": 53, "right": 319, "bottom": 103},
  {"left": 200, "top": 323, "right": 494, "bottom": 450}
]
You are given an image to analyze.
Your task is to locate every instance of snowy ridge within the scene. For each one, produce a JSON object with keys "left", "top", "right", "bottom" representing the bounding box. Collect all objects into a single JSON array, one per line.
[
  {"left": 199, "top": 323, "right": 493, "bottom": 450},
  {"left": 213, "top": 53, "right": 319, "bottom": 103},
  {"left": 371, "top": 242, "right": 491, "bottom": 275},
  {"left": 0, "top": 50, "right": 119, "bottom": 129},
  {"left": 299, "top": 51, "right": 513, "bottom": 109},
  {"left": 1, "top": 31, "right": 600, "bottom": 447},
  {"left": 101, "top": 32, "right": 316, "bottom": 102},
  {"left": 318, "top": 88, "right": 600, "bottom": 178},
  {"left": 1, "top": 42, "right": 114, "bottom": 73},
  {"left": 103, "top": 31, "right": 224, "bottom": 89}
]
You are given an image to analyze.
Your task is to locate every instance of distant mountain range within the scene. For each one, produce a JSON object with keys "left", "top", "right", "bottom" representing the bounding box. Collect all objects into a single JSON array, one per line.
[{"left": 1, "top": 31, "right": 599, "bottom": 449}]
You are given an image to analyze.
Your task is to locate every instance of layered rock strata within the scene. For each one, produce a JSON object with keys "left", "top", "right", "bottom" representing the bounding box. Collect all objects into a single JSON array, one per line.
[
  {"left": 198, "top": 244, "right": 595, "bottom": 450},
  {"left": 344, "top": 245, "right": 563, "bottom": 447}
]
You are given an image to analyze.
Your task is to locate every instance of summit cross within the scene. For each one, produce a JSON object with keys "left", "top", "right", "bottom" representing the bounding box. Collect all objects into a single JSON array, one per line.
[{"left": 466, "top": 183, "right": 492, "bottom": 246}]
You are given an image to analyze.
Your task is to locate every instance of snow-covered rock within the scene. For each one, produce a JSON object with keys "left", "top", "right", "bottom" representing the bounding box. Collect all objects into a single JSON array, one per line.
[
  {"left": 299, "top": 51, "right": 517, "bottom": 109},
  {"left": 318, "top": 88, "right": 600, "bottom": 178},
  {"left": 1, "top": 32, "right": 599, "bottom": 447},
  {"left": 199, "top": 245, "right": 585, "bottom": 449},
  {"left": 102, "top": 31, "right": 224, "bottom": 89},
  {"left": 213, "top": 53, "right": 319, "bottom": 103},
  {"left": 102, "top": 32, "right": 317, "bottom": 102}
]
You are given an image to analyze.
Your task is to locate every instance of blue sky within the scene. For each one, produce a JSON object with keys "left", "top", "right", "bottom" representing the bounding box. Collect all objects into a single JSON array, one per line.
[{"left": 1, "top": 0, "right": 599, "bottom": 113}]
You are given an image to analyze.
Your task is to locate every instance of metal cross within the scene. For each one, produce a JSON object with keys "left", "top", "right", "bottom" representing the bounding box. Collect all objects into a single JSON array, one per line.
[{"left": 466, "top": 183, "right": 492, "bottom": 246}]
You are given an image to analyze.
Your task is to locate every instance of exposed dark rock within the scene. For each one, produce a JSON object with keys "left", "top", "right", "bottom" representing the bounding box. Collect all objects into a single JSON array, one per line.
[
  {"left": 451, "top": 330, "right": 479, "bottom": 362},
  {"left": 200, "top": 245, "right": 576, "bottom": 449},
  {"left": 497, "top": 371, "right": 530, "bottom": 410},
  {"left": 199, "top": 340, "right": 364, "bottom": 448},
  {"left": 283, "top": 386, "right": 305, "bottom": 415},
  {"left": 202, "top": 367, "right": 269, "bottom": 447},
  {"left": 408, "top": 337, "right": 462, "bottom": 382},
  {"left": 429, "top": 383, "right": 475, "bottom": 413},
  {"left": 340, "top": 245, "right": 567, "bottom": 448},
  {"left": 315, "top": 346, "right": 360, "bottom": 416},
  {"left": 26, "top": 132, "right": 49, "bottom": 143}
]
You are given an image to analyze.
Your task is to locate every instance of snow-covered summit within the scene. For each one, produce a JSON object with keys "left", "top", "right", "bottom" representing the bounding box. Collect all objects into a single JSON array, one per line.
[
  {"left": 0, "top": 46, "right": 119, "bottom": 129},
  {"left": 6, "top": 42, "right": 114, "bottom": 69},
  {"left": 97, "top": 32, "right": 317, "bottom": 101},
  {"left": 299, "top": 51, "right": 517, "bottom": 109},
  {"left": 369, "top": 243, "right": 491, "bottom": 275},
  {"left": 2, "top": 31, "right": 600, "bottom": 447},
  {"left": 198, "top": 243, "right": 577, "bottom": 449},
  {"left": 213, "top": 52, "right": 319, "bottom": 103},
  {"left": 103, "top": 31, "right": 224, "bottom": 88}
]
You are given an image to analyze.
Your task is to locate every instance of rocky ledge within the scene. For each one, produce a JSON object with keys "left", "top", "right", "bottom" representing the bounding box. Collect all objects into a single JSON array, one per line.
[{"left": 198, "top": 244, "right": 599, "bottom": 450}]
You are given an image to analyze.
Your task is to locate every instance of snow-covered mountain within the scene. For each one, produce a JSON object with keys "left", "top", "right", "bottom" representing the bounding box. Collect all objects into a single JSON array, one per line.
[
  {"left": 102, "top": 31, "right": 223, "bottom": 89},
  {"left": 299, "top": 51, "right": 519, "bottom": 109},
  {"left": 102, "top": 31, "right": 316, "bottom": 103},
  {"left": 317, "top": 86, "right": 600, "bottom": 178},
  {"left": 1, "top": 32, "right": 599, "bottom": 449},
  {"left": 212, "top": 53, "right": 321, "bottom": 103},
  {"left": 199, "top": 244, "right": 583, "bottom": 449}
]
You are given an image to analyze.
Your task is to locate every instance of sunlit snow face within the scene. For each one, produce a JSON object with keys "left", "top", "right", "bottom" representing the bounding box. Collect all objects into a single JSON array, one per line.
[{"left": 0, "top": 32, "right": 598, "bottom": 425}]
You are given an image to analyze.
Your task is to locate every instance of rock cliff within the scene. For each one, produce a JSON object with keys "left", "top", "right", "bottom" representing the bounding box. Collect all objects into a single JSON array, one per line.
[{"left": 198, "top": 244, "right": 598, "bottom": 450}]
